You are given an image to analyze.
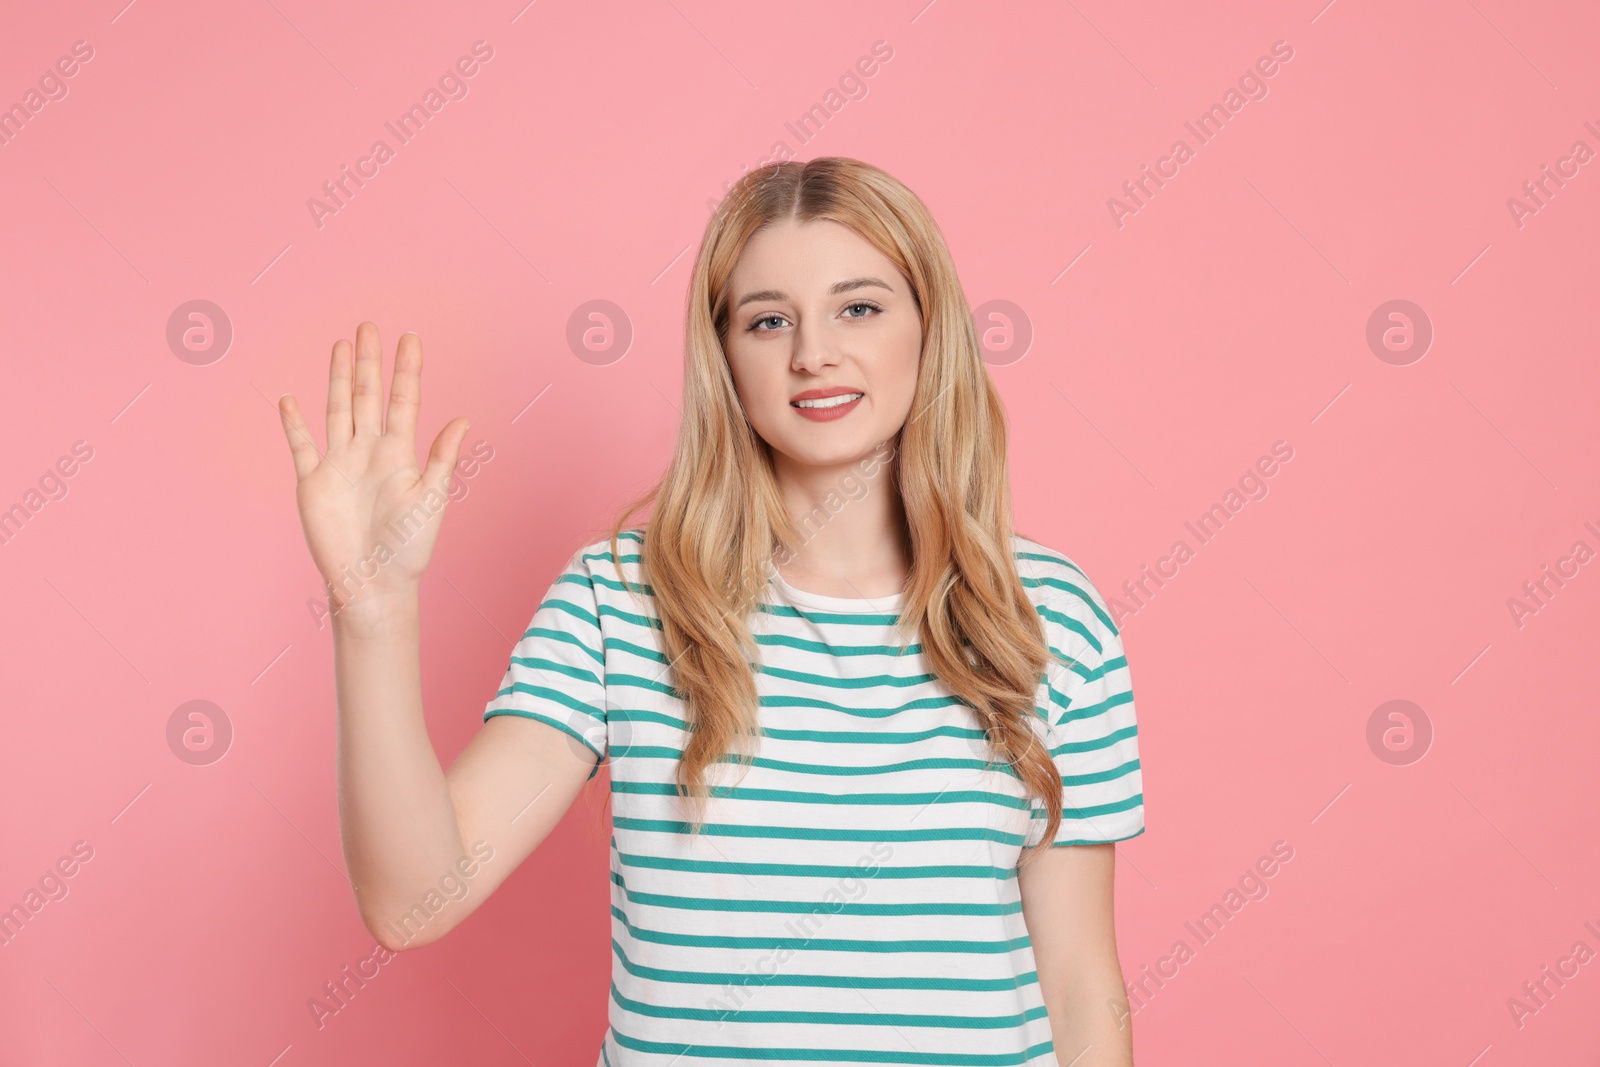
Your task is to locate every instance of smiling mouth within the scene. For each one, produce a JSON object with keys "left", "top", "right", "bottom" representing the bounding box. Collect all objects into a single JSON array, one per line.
[{"left": 791, "top": 392, "right": 864, "bottom": 409}]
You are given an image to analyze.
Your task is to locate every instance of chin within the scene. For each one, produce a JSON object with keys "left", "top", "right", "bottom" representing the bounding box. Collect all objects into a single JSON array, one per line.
[{"left": 772, "top": 437, "right": 877, "bottom": 469}]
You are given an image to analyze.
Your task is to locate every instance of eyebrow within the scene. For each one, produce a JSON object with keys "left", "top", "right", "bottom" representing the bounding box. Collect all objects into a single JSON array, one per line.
[{"left": 732, "top": 276, "right": 895, "bottom": 311}]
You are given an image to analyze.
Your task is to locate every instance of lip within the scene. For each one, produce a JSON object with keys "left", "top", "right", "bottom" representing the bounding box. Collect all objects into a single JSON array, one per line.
[
  {"left": 790, "top": 386, "right": 864, "bottom": 403},
  {"left": 790, "top": 388, "right": 864, "bottom": 422}
]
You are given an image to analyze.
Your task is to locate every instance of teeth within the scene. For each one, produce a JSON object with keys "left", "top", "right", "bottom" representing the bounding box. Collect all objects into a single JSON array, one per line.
[{"left": 794, "top": 393, "right": 863, "bottom": 409}]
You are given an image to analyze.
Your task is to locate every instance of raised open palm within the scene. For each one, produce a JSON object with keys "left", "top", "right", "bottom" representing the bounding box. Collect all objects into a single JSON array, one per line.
[{"left": 278, "top": 323, "right": 470, "bottom": 613}]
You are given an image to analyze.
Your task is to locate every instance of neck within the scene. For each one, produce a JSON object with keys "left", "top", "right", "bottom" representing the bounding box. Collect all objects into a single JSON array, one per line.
[{"left": 771, "top": 446, "right": 911, "bottom": 600}]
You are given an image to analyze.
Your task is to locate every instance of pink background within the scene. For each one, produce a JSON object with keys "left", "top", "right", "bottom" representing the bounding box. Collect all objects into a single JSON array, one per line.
[{"left": 2, "top": 0, "right": 1597, "bottom": 1063}]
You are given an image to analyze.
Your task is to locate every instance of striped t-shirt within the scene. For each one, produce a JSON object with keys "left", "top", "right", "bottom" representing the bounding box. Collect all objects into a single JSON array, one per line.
[{"left": 483, "top": 527, "right": 1144, "bottom": 1065}]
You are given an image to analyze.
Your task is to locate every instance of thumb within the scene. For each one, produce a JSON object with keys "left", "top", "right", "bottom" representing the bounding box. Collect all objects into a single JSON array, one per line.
[{"left": 421, "top": 416, "right": 473, "bottom": 499}]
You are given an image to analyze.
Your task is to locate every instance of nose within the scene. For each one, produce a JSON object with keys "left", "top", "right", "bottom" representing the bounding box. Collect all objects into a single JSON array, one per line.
[{"left": 789, "top": 318, "right": 841, "bottom": 375}]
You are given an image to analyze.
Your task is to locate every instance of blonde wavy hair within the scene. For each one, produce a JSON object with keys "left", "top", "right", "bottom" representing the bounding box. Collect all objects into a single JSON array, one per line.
[{"left": 601, "top": 156, "right": 1067, "bottom": 867}]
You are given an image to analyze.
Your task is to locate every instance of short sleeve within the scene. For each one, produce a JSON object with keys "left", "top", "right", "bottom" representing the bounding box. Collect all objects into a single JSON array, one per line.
[
  {"left": 1027, "top": 562, "right": 1145, "bottom": 847},
  {"left": 483, "top": 547, "right": 608, "bottom": 780}
]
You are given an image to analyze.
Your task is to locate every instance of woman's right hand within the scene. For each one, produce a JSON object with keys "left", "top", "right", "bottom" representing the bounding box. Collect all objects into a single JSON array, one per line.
[{"left": 277, "top": 322, "right": 471, "bottom": 615}]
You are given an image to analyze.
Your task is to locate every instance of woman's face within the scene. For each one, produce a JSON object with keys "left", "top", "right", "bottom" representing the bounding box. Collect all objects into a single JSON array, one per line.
[{"left": 723, "top": 218, "right": 922, "bottom": 475}]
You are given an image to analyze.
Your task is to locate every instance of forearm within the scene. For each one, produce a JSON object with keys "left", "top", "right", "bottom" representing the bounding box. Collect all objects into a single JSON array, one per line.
[
  {"left": 1048, "top": 976, "right": 1135, "bottom": 1067},
  {"left": 331, "top": 589, "right": 468, "bottom": 944}
]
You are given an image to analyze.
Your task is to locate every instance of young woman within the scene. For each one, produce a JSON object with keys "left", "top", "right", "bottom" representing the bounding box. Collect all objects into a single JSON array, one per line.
[{"left": 278, "top": 157, "right": 1145, "bottom": 1066}]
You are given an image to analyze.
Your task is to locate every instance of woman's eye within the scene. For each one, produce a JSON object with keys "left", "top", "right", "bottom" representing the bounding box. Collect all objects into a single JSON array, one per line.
[{"left": 748, "top": 302, "right": 881, "bottom": 332}]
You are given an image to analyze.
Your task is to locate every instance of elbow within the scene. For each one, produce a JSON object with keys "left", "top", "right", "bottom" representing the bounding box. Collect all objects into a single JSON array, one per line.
[
  {"left": 360, "top": 905, "right": 428, "bottom": 953},
  {"left": 360, "top": 901, "right": 457, "bottom": 952},
  {"left": 367, "top": 919, "right": 414, "bottom": 954},
  {"left": 360, "top": 907, "right": 406, "bottom": 953}
]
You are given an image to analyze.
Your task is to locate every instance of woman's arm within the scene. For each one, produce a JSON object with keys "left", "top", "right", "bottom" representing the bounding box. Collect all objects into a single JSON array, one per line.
[
  {"left": 330, "top": 592, "right": 597, "bottom": 950},
  {"left": 1019, "top": 843, "right": 1135, "bottom": 1066},
  {"left": 280, "top": 323, "right": 597, "bottom": 950}
]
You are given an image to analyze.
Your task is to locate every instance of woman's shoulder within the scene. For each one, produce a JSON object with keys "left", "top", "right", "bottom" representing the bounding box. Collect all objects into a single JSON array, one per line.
[
  {"left": 565, "top": 526, "right": 649, "bottom": 591},
  {"left": 572, "top": 526, "right": 646, "bottom": 560},
  {"left": 1009, "top": 530, "right": 1091, "bottom": 580},
  {"left": 1009, "top": 530, "right": 1121, "bottom": 648}
]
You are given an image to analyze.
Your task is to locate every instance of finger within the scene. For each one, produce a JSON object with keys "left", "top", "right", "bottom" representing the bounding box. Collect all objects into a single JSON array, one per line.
[
  {"left": 352, "top": 321, "right": 384, "bottom": 437},
  {"left": 327, "top": 336, "right": 354, "bottom": 448},
  {"left": 278, "top": 394, "right": 322, "bottom": 481},
  {"left": 420, "top": 416, "right": 472, "bottom": 500},
  {"left": 386, "top": 331, "right": 422, "bottom": 444}
]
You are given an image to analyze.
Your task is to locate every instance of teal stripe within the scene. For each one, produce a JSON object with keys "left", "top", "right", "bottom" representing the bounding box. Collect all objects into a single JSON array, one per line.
[
  {"left": 1096, "top": 654, "right": 1129, "bottom": 678},
  {"left": 611, "top": 905, "right": 1035, "bottom": 954},
  {"left": 757, "top": 601, "right": 904, "bottom": 625},
  {"left": 609, "top": 1024, "right": 1057, "bottom": 1064},
  {"left": 618, "top": 852, "right": 1017, "bottom": 881},
  {"left": 1035, "top": 603, "right": 1102, "bottom": 656},
  {"left": 1054, "top": 685, "right": 1133, "bottom": 725},
  {"left": 1042, "top": 677, "right": 1076, "bottom": 716},
  {"left": 1029, "top": 792, "right": 1144, "bottom": 821},
  {"left": 602, "top": 635, "right": 669, "bottom": 664},
  {"left": 613, "top": 746, "right": 1018, "bottom": 781},
  {"left": 757, "top": 631, "right": 922, "bottom": 658},
  {"left": 1043, "top": 649, "right": 1093, "bottom": 686},
  {"left": 753, "top": 723, "right": 989, "bottom": 746},
  {"left": 505, "top": 652, "right": 601, "bottom": 687},
  {"left": 1051, "top": 723, "right": 1138, "bottom": 754},
  {"left": 591, "top": 569, "right": 653, "bottom": 597},
  {"left": 483, "top": 708, "right": 603, "bottom": 781},
  {"left": 604, "top": 670, "right": 680, "bottom": 699},
  {"left": 609, "top": 980, "right": 1049, "bottom": 1030},
  {"left": 1059, "top": 757, "right": 1140, "bottom": 788},
  {"left": 580, "top": 534, "right": 642, "bottom": 565},
  {"left": 608, "top": 871, "right": 1023, "bottom": 917},
  {"left": 595, "top": 705, "right": 1049, "bottom": 746},
  {"left": 484, "top": 707, "right": 596, "bottom": 753},
  {"left": 597, "top": 603, "right": 664, "bottom": 631},
  {"left": 1044, "top": 663, "right": 1131, "bottom": 718},
  {"left": 1022, "top": 573, "right": 1118, "bottom": 636},
  {"left": 601, "top": 706, "right": 677, "bottom": 733},
  {"left": 517, "top": 624, "right": 604, "bottom": 667},
  {"left": 1050, "top": 824, "right": 1145, "bottom": 847},
  {"left": 610, "top": 780, "right": 1035, "bottom": 812},
  {"left": 612, "top": 940, "right": 1039, "bottom": 991},
  {"left": 611, "top": 815, "right": 1026, "bottom": 848},
  {"left": 538, "top": 593, "right": 601, "bottom": 630},
  {"left": 1013, "top": 548, "right": 1087, "bottom": 579},
  {"left": 490, "top": 682, "right": 605, "bottom": 723},
  {"left": 758, "top": 662, "right": 942, "bottom": 690},
  {"left": 758, "top": 692, "right": 976, "bottom": 718}
]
